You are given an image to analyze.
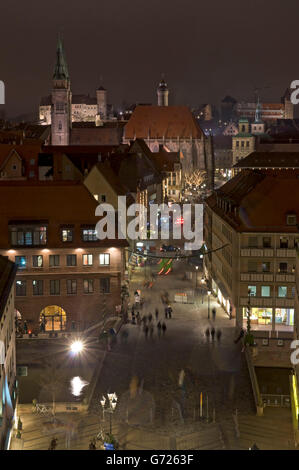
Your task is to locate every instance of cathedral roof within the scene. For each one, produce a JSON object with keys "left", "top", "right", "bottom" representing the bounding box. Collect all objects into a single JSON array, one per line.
[{"left": 124, "top": 105, "right": 204, "bottom": 140}]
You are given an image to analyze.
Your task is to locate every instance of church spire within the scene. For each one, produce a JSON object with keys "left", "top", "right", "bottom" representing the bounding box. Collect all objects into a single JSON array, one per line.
[
  {"left": 254, "top": 95, "right": 262, "bottom": 123},
  {"left": 53, "top": 36, "right": 69, "bottom": 81}
]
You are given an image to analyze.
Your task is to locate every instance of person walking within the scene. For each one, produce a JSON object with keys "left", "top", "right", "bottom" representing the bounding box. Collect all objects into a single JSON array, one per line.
[
  {"left": 212, "top": 308, "right": 216, "bottom": 322},
  {"left": 148, "top": 313, "right": 153, "bottom": 323},
  {"left": 149, "top": 324, "right": 154, "bottom": 339},
  {"left": 164, "top": 307, "right": 168, "bottom": 319},
  {"left": 157, "top": 321, "right": 162, "bottom": 337},
  {"left": 155, "top": 308, "right": 159, "bottom": 321},
  {"left": 216, "top": 329, "right": 222, "bottom": 342},
  {"left": 168, "top": 305, "right": 172, "bottom": 319},
  {"left": 162, "top": 322, "right": 167, "bottom": 336},
  {"left": 205, "top": 328, "right": 210, "bottom": 340},
  {"left": 144, "top": 324, "right": 149, "bottom": 338},
  {"left": 211, "top": 327, "right": 216, "bottom": 341}
]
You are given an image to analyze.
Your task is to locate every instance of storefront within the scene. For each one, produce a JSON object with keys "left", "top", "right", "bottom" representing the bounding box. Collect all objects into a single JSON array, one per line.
[
  {"left": 212, "top": 278, "right": 231, "bottom": 316},
  {"left": 242, "top": 307, "right": 294, "bottom": 331}
]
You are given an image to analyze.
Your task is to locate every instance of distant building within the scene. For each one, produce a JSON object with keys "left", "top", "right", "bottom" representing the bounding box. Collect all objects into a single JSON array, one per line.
[
  {"left": 232, "top": 118, "right": 256, "bottom": 171},
  {"left": 236, "top": 90, "right": 293, "bottom": 122},
  {"left": 123, "top": 105, "right": 205, "bottom": 173},
  {"left": 223, "top": 121, "right": 238, "bottom": 136},
  {"left": 0, "top": 255, "right": 17, "bottom": 450}
]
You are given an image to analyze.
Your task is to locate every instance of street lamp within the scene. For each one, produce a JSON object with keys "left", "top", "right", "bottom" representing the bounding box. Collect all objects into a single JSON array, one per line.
[
  {"left": 100, "top": 393, "right": 118, "bottom": 434},
  {"left": 70, "top": 340, "right": 84, "bottom": 355},
  {"left": 195, "top": 266, "right": 199, "bottom": 289},
  {"left": 207, "top": 291, "right": 211, "bottom": 319}
]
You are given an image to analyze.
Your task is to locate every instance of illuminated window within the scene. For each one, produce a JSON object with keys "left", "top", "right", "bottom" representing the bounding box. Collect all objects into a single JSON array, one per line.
[
  {"left": 248, "top": 286, "right": 256, "bottom": 297},
  {"left": 33, "top": 280, "right": 43, "bottom": 296},
  {"left": 278, "top": 286, "right": 287, "bottom": 298},
  {"left": 82, "top": 229, "right": 97, "bottom": 241},
  {"left": 83, "top": 254, "right": 93, "bottom": 266},
  {"left": 62, "top": 229, "right": 73, "bottom": 242},
  {"left": 15, "top": 256, "right": 27, "bottom": 269},
  {"left": 16, "top": 280, "right": 26, "bottom": 296},
  {"left": 99, "top": 253, "right": 110, "bottom": 266},
  {"left": 261, "top": 286, "right": 270, "bottom": 297},
  {"left": 32, "top": 255, "right": 43, "bottom": 268}
]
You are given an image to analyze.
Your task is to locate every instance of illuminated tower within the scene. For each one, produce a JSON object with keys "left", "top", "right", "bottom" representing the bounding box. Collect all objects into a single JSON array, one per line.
[
  {"left": 51, "top": 38, "right": 72, "bottom": 145},
  {"left": 157, "top": 76, "right": 169, "bottom": 106}
]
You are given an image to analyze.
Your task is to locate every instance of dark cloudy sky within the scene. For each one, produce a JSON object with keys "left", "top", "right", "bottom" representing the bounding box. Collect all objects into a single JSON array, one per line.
[{"left": 1, "top": 0, "right": 299, "bottom": 117}]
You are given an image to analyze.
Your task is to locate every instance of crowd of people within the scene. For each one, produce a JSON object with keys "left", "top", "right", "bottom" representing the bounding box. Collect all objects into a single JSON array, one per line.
[{"left": 130, "top": 304, "right": 171, "bottom": 339}]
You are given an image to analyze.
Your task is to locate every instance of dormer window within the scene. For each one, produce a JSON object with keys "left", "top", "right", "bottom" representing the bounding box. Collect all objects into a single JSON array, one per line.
[{"left": 287, "top": 214, "right": 297, "bottom": 226}]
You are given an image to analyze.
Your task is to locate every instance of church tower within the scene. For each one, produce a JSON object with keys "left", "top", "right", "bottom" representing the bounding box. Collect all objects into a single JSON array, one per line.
[
  {"left": 157, "top": 76, "right": 169, "bottom": 106},
  {"left": 251, "top": 97, "right": 265, "bottom": 135},
  {"left": 96, "top": 85, "right": 107, "bottom": 120},
  {"left": 51, "top": 38, "right": 72, "bottom": 145}
]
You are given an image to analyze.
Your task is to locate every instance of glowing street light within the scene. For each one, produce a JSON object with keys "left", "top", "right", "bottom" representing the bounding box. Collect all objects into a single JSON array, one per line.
[
  {"left": 70, "top": 340, "right": 84, "bottom": 354},
  {"left": 207, "top": 290, "right": 211, "bottom": 319},
  {"left": 100, "top": 392, "right": 118, "bottom": 434}
]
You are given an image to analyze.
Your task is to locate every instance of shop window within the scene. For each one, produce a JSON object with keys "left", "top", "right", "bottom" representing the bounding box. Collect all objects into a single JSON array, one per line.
[{"left": 275, "top": 308, "right": 294, "bottom": 327}]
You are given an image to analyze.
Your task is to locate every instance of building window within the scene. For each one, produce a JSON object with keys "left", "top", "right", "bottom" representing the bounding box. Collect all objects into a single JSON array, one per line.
[
  {"left": 278, "top": 286, "right": 287, "bottom": 298},
  {"left": 279, "top": 262, "right": 287, "bottom": 273},
  {"left": 263, "top": 237, "right": 271, "bottom": 248},
  {"left": 262, "top": 262, "right": 270, "bottom": 273},
  {"left": 62, "top": 229, "right": 73, "bottom": 242},
  {"left": 33, "top": 280, "right": 43, "bottom": 296},
  {"left": 287, "top": 214, "right": 297, "bottom": 226},
  {"left": 99, "top": 253, "right": 110, "bottom": 266},
  {"left": 261, "top": 286, "right": 270, "bottom": 297},
  {"left": 16, "top": 280, "right": 26, "bottom": 296},
  {"left": 248, "top": 261, "right": 257, "bottom": 272},
  {"left": 32, "top": 255, "right": 43, "bottom": 268},
  {"left": 248, "top": 236, "right": 258, "bottom": 248},
  {"left": 15, "top": 256, "right": 27, "bottom": 269},
  {"left": 50, "top": 280, "right": 60, "bottom": 295},
  {"left": 248, "top": 286, "right": 256, "bottom": 297},
  {"left": 280, "top": 237, "right": 288, "bottom": 249},
  {"left": 66, "top": 254, "right": 77, "bottom": 266},
  {"left": 100, "top": 278, "right": 110, "bottom": 294},
  {"left": 82, "top": 229, "right": 97, "bottom": 241},
  {"left": 83, "top": 254, "right": 93, "bottom": 266},
  {"left": 67, "top": 279, "right": 77, "bottom": 294},
  {"left": 83, "top": 279, "right": 94, "bottom": 294},
  {"left": 49, "top": 255, "right": 60, "bottom": 267},
  {"left": 10, "top": 226, "right": 47, "bottom": 246}
]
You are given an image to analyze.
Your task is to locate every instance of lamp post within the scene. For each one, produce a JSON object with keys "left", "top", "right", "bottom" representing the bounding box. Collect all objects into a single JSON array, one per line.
[
  {"left": 100, "top": 393, "right": 118, "bottom": 435},
  {"left": 207, "top": 291, "right": 211, "bottom": 319},
  {"left": 195, "top": 266, "right": 199, "bottom": 289},
  {"left": 201, "top": 277, "right": 205, "bottom": 304}
]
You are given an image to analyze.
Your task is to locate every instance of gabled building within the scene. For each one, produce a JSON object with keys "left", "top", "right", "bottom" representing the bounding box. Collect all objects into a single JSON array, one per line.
[{"left": 123, "top": 105, "right": 205, "bottom": 174}]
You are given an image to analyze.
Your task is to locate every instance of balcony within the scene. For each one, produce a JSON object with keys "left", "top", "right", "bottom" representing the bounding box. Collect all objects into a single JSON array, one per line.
[
  {"left": 240, "top": 248, "right": 274, "bottom": 257},
  {"left": 276, "top": 249, "right": 296, "bottom": 258},
  {"left": 240, "top": 297, "right": 294, "bottom": 308},
  {"left": 276, "top": 273, "right": 295, "bottom": 282},
  {"left": 240, "top": 273, "right": 274, "bottom": 282}
]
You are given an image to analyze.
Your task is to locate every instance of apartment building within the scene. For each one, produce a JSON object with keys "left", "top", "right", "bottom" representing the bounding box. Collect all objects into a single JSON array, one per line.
[
  {"left": 0, "top": 181, "right": 127, "bottom": 332},
  {"left": 204, "top": 169, "right": 299, "bottom": 333},
  {"left": 0, "top": 255, "right": 17, "bottom": 449}
]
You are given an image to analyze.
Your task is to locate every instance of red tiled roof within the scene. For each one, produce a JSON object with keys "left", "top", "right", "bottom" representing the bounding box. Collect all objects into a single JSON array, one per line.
[
  {"left": 124, "top": 106, "right": 203, "bottom": 140},
  {"left": 206, "top": 169, "right": 299, "bottom": 233}
]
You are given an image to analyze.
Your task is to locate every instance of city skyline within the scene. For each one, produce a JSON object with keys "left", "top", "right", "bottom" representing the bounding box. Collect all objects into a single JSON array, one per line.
[{"left": 1, "top": 0, "right": 299, "bottom": 117}]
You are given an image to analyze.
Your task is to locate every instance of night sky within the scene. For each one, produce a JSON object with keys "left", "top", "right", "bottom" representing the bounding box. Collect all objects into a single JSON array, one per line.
[{"left": 1, "top": 0, "right": 299, "bottom": 117}]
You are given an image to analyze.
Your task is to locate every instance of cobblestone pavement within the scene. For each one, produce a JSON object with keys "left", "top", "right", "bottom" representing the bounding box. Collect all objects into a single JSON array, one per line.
[{"left": 89, "top": 260, "right": 256, "bottom": 448}]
